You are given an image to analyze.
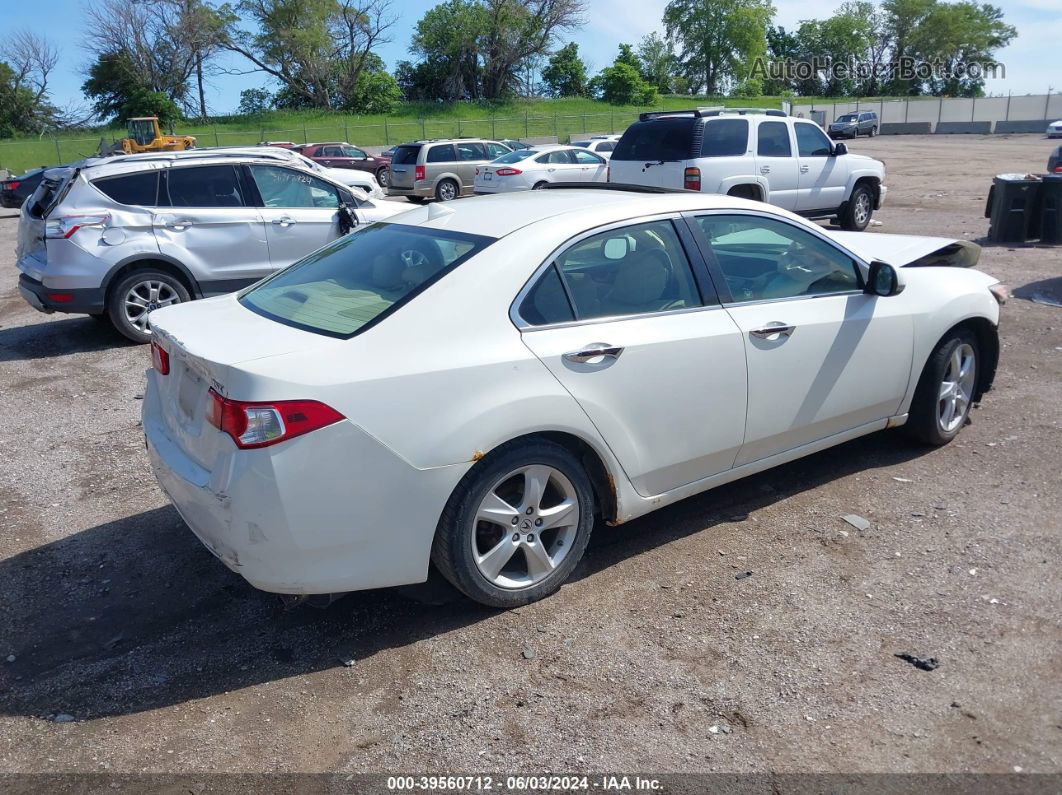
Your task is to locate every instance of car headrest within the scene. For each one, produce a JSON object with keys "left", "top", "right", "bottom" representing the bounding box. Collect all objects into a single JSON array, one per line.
[
  {"left": 371, "top": 253, "right": 406, "bottom": 291},
  {"left": 607, "top": 249, "right": 669, "bottom": 306}
]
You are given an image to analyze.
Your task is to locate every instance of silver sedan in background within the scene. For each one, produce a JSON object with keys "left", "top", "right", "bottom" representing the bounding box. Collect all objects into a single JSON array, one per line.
[{"left": 474, "top": 145, "right": 608, "bottom": 194}]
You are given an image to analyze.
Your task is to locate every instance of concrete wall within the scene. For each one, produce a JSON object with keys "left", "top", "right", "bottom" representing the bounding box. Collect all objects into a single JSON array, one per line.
[{"left": 791, "top": 93, "right": 1062, "bottom": 134}]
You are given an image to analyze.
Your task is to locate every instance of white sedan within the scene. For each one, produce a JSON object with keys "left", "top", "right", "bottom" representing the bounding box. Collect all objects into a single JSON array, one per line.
[
  {"left": 570, "top": 134, "right": 622, "bottom": 159},
  {"left": 474, "top": 145, "right": 607, "bottom": 194},
  {"left": 144, "top": 188, "right": 1003, "bottom": 608},
  {"left": 1048, "top": 120, "right": 1062, "bottom": 138}
]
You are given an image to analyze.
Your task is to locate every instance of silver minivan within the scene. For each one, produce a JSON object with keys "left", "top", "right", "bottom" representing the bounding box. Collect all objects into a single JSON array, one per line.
[{"left": 387, "top": 139, "right": 512, "bottom": 202}]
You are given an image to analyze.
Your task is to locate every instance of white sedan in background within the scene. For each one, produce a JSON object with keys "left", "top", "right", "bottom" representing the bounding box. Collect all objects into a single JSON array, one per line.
[
  {"left": 570, "top": 134, "right": 622, "bottom": 158},
  {"left": 144, "top": 187, "right": 1003, "bottom": 609},
  {"left": 474, "top": 145, "right": 607, "bottom": 194},
  {"left": 1048, "top": 120, "right": 1062, "bottom": 138}
]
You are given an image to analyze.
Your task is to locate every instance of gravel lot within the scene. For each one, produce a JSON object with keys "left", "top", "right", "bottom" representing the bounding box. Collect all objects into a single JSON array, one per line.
[{"left": 0, "top": 134, "right": 1060, "bottom": 777}]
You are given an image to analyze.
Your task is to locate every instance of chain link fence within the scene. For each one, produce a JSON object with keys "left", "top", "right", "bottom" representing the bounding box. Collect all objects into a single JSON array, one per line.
[{"left": 0, "top": 110, "right": 653, "bottom": 175}]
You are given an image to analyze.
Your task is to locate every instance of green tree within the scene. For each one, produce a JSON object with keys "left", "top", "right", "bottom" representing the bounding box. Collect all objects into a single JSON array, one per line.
[
  {"left": 82, "top": 51, "right": 181, "bottom": 124},
  {"left": 663, "top": 0, "right": 775, "bottom": 95},
  {"left": 906, "top": 1, "right": 1015, "bottom": 96},
  {"left": 637, "top": 33, "right": 677, "bottom": 93},
  {"left": 615, "top": 43, "right": 642, "bottom": 73},
  {"left": 541, "top": 42, "right": 588, "bottom": 97},
  {"left": 595, "top": 62, "right": 657, "bottom": 105},
  {"left": 238, "top": 87, "right": 274, "bottom": 114},
  {"left": 0, "top": 61, "right": 39, "bottom": 137}
]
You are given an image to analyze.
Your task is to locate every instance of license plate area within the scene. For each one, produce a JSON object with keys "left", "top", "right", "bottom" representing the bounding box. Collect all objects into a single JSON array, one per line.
[{"left": 177, "top": 364, "right": 205, "bottom": 422}]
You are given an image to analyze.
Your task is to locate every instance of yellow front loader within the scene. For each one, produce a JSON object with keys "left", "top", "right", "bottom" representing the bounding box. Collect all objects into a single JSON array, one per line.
[{"left": 98, "top": 117, "right": 197, "bottom": 156}]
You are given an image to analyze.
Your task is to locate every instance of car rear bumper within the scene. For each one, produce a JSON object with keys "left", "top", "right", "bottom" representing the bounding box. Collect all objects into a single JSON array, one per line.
[
  {"left": 18, "top": 273, "right": 106, "bottom": 314},
  {"left": 143, "top": 370, "right": 470, "bottom": 595}
]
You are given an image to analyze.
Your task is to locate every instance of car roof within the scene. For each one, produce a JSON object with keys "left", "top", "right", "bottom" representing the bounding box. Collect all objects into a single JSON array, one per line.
[
  {"left": 74, "top": 147, "right": 312, "bottom": 175},
  {"left": 388, "top": 188, "right": 782, "bottom": 239}
]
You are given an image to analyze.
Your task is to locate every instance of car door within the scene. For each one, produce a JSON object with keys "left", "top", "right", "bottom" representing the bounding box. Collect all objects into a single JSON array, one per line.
[
  {"left": 454, "top": 142, "right": 488, "bottom": 191},
  {"left": 153, "top": 164, "right": 271, "bottom": 287},
  {"left": 539, "top": 149, "right": 581, "bottom": 182},
  {"left": 793, "top": 122, "right": 848, "bottom": 212},
  {"left": 517, "top": 217, "right": 748, "bottom": 497},
  {"left": 246, "top": 164, "right": 344, "bottom": 270},
  {"left": 689, "top": 212, "right": 914, "bottom": 466},
  {"left": 341, "top": 145, "right": 375, "bottom": 174},
  {"left": 571, "top": 149, "right": 608, "bottom": 182},
  {"left": 755, "top": 120, "right": 799, "bottom": 210}
]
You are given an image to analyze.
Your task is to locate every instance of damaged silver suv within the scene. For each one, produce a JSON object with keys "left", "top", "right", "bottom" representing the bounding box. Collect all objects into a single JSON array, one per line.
[{"left": 16, "top": 149, "right": 404, "bottom": 342}]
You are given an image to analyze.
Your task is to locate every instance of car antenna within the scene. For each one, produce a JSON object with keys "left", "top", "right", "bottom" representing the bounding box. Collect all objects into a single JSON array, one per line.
[{"left": 426, "top": 202, "right": 456, "bottom": 219}]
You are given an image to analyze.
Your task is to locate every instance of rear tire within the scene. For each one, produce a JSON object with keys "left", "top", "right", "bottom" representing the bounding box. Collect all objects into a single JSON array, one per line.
[
  {"left": 904, "top": 329, "right": 979, "bottom": 446},
  {"left": 840, "top": 183, "right": 874, "bottom": 231},
  {"left": 435, "top": 179, "right": 459, "bottom": 202},
  {"left": 376, "top": 168, "right": 390, "bottom": 188},
  {"left": 431, "top": 440, "right": 594, "bottom": 608},
  {"left": 868, "top": 126, "right": 878, "bottom": 137},
  {"left": 107, "top": 269, "right": 191, "bottom": 344},
  {"left": 531, "top": 181, "right": 548, "bottom": 190}
]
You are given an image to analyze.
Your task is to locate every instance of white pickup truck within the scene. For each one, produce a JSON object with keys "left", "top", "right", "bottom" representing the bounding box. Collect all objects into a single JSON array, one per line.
[{"left": 608, "top": 108, "right": 887, "bottom": 231}]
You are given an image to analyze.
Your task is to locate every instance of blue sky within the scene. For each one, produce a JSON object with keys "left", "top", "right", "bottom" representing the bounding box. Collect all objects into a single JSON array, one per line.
[{"left": 5, "top": 0, "right": 1059, "bottom": 114}]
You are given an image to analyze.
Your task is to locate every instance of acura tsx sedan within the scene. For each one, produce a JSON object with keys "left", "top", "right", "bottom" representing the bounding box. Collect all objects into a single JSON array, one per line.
[{"left": 143, "top": 186, "right": 1003, "bottom": 608}]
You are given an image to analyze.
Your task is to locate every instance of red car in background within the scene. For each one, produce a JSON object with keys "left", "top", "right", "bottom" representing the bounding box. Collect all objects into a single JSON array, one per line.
[{"left": 296, "top": 142, "right": 393, "bottom": 188}]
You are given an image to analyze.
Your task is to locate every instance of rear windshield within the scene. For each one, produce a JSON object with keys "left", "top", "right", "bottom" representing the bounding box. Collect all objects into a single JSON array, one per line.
[
  {"left": 612, "top": 118, "right": 696, "bottom": 161},
  {"left": 392, "top": 145, "right": 421, "bottom": 165},
  {"left": 494, "top": 149, "right": 536, "bottom": 164},
  {"left": 240, "top": 223, "right": 494, "bottom": 338}
]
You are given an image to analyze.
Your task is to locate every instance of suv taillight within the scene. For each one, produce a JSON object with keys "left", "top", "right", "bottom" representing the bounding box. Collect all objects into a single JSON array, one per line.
[
  {"left": 4, "top": 181, "right": 20, "bottom": 191},
  {"left": 150, "top": 340, "right": 170, "bottom": 375},
  {"left": 415, "top": 165, "right": 425, "bottom": 181},
  {"left": 207, "top": 389, "right": 345, "bottom": 449},
  {"left": 45, "top": 213, "right": 109, "bottom": 239},
  {"left": 684, "top": 167, "right": 701, "bottom": 191}
]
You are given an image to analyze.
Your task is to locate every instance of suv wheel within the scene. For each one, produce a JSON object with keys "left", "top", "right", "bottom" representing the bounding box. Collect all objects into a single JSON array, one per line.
[
  {"left": 107, "top": 269, "right": 190, "bottom": 343},
  {"left": 840, "top": 183, "right": 874, "bottom": 231},
  {"left": 868, "top": 126, "right": 878, "bottom": 137},
  {"left": 435, "top": 179, "right": 459, "bottom": 202},
  {"left": 431, "top": 439, "right": 594, "bottom": 608},
  {"left": 376, "top": 168, "right": 390, "bottom": 188}
]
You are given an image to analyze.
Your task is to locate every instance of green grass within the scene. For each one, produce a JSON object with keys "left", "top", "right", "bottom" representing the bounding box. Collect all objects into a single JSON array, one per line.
[{"left": 0, "top": 96, "right": 790, "bottom": 175}]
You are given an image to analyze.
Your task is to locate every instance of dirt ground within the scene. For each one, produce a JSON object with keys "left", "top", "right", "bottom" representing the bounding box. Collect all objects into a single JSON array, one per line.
[{"left": 0, "top": 134, "right": 1060, "bottom": 778}]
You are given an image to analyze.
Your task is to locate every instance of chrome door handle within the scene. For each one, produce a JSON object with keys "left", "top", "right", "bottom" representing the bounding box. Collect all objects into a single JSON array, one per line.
[
  {"left": 799, "top": 165, "right": 809, "bottom": 173},
  {"left": 750, "top": 324, "right": 795, "bottom": 339},
  {"left": 272, "top": 216, "right": 296, "bottom": 226},
  {"left": 563, "top": 344, "right": 624, "bottom": 364},
  {"left": 166, "top": 219, "right": 193, "bottom": 231},
  {"left": 760, "top": 166, "right": 770, "bottom": 174}
]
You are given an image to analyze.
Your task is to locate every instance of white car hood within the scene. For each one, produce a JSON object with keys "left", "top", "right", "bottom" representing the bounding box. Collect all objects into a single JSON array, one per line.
[{"left": 829, "top": 231, "right": 981, "bottom": 268}]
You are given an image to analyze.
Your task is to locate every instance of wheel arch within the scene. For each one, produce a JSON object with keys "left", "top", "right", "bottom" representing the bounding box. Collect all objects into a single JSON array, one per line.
[
  {"left": 949, "top": 316, "right": 999, "bottom": 402},
  {"left": 848, "top": 173, "right": 882, "bottom": 208},
  {"left": 102, "top": 255, "right": 202, "bottom": 303}
]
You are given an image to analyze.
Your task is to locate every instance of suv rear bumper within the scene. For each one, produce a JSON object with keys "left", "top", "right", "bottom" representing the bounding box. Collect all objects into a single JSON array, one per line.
[
  {"left": 18, "top": 273, "right": 106, "bottom": 315},
  {"left": 387, "top": 185, "right": 432, "bottom": 198}
]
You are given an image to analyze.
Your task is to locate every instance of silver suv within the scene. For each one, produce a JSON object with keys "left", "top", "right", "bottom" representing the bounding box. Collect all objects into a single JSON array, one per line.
[
  {"left": 387, "top": 139, "right": 512, "bottom": 202},
  {"left": 16, "top": 148, "right": 405, "bottom": 342}
]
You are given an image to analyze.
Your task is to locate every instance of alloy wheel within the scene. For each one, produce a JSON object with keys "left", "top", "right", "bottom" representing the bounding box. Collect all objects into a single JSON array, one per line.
[
  {"left": 937, "top": 343, "right": 976, "bottom": 433},
  {"left": 438, "top": 181, "right": 457, "bottom": 201},
  {"left": 124, "top": 280, "right": 180, "bottom": 333},
  {"left": 854, "top": 192, "right": 872, "bottom": 227},
  {"left": 470, "top": 465, "right": 580, "bottom": 590}
]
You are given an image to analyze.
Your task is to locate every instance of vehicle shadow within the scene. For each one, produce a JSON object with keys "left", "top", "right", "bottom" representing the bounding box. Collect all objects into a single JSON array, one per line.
[
  {"left": 1012, "top": 275, "right": 1062, "bottom": 306},
  {"left": 0, "top": 315, "right": 130, "bottom": 362},
  {"left": 0, "top": 432, "right": 927, "bottom": 721}
]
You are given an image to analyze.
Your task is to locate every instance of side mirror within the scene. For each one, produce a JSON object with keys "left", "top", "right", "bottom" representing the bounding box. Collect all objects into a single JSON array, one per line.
[
  {"left": 833, "top": 142, "right": 848, "bottom": 156},
  {"left": 866, "top": 260, "right": 905, "bottom": 297}
]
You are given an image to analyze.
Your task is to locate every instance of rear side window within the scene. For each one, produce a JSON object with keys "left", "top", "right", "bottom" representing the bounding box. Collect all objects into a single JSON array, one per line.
[
  {"left": 164, "top": 165, "right": 246, "bottom": 207},
  {"left": 537, "top": 150, "right": 572, "bottom": 164},
  {"left": 93, "top": 171, "right": 159, "bottom": 206},
  {"left": 392, "top": 145, "right": 421, "bottom": 165},
  {"left": 240, "top": 223, "right": 494, "bottom": 338},
  {"left": 427, "top": 144, "right": 456, "bottom": 163},
  {"left": 597, "top": 141, "right": 615, "bottom": 152},
  {"left": 701, "top": 119, "right": 749, "bottom": 157},
  {"left": 612, "top": 118, "right": 696, "bottom": 161},
  {"left": 519, "top": 265, "right": 575, "bottom": 325},
  {"left": 757, "top": 122, "right": 792, "bottom": 157},
  {"left": 456, "top": 142, "right": 486, "bottom": 160}
]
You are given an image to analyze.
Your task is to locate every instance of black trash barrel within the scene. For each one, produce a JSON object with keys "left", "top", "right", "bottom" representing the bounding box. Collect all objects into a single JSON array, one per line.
[
  {"left": 987, "top": 174, "right": 1042, "bottom": 243},
  {"left": 1040, "top": 174, "right": 1062, "bottom": 245}
]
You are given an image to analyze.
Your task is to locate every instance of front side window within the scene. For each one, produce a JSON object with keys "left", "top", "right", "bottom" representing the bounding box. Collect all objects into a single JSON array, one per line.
[
  {"left": 241, "top": 224, "right": 494, "bottom": 337},
  {"left": 539, "top": 219, "right": 701, "bottom": 322},
  {"left": 456, "top": 142, "right": 487, "bottom": 161},
  {"left": 572, "top": 149, "right": 605, "bottom": 165},
  {"left": 695, "top": 214, "right": 860, "bottom": 302},
  {"left": 757, "top": 121, "right": 792, "bottom": 157},
  {"left": 795, "top": 123, "right": 833, "bottom": 157},
  {"left": 165, "top": 165, "right": 245, "bottom": 208},
  {"left": 427, "top": 144, "right": 456, "bottom": 163},
  {"left": 700, "top": 119, "right": 749, "bottom": 157},
  {"left": 343, "top": 146, "right": 368, "bottom": 158},
  {"left": 249, "top": 165, "right": 340, "bottom": 209}
]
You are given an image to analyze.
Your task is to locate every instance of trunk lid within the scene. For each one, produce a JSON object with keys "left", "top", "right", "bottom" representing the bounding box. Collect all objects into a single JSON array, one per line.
[
  {"left": 148, "top": 295, "right": 341, "bottom": 470},
  {"left": 829, "top": 232, "right": 981, "bottom": 268},
  {"left": 609, "top": 117, "right": 696, "bottom": 190}
]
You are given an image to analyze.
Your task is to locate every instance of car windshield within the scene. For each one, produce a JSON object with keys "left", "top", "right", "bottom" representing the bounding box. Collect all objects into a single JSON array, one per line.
[
  {"left": 240, "top": 223, "right": 494, "bottom": 338},
  {"left": 612, "top": 118, "right": 696, "bottom": 161},
  {"left": 837, "top": 114, "right": 858, "bottom": 122},
  {"left": 493, "top": 149, "right": 536, "bottom": 164}
]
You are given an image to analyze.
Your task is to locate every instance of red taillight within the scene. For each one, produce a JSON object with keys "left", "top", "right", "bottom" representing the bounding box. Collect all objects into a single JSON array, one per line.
[
  {"left": 150, "top": 340, "right": 170, "bottom": 375},
  {"left": 684, "top": 167, "right": 701, "bottom": 191},
  {"left": 4, "top": 181, "right": 20, "bottom": 191},
  {"left": 46, "top": 292, "right": 74, "bottom": 303},
  {"left": 1055, "top": 166, "right": 1062, "bottom": 173},
  {"left": 415, "top": 165, "right": 425, "bottom": 181},
  {"left": 495, "top": 167, "right": 522, "bottom": 176},
  {"left": 207, "top": 389, "right": 344, "bottom": 449}
]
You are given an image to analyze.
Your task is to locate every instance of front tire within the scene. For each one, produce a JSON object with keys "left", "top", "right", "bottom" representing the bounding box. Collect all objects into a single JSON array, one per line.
[
  {"left": 431, "top": 440, "right": 594, "bottom": 608},
  {"left": 904, "top": 329, "right": 979, "bottom": 446},
  {"left": 868, "top": 125, "right": 878, "bottom": 137},
  {"left": 107, "top": 269, "right": 190, "bottom": 343},
  {"left": 840, "top": 183, "right": 874, "bottom": 231},
  {"left": 376, "top": 168, "right": 390, "bottom": 188}
]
